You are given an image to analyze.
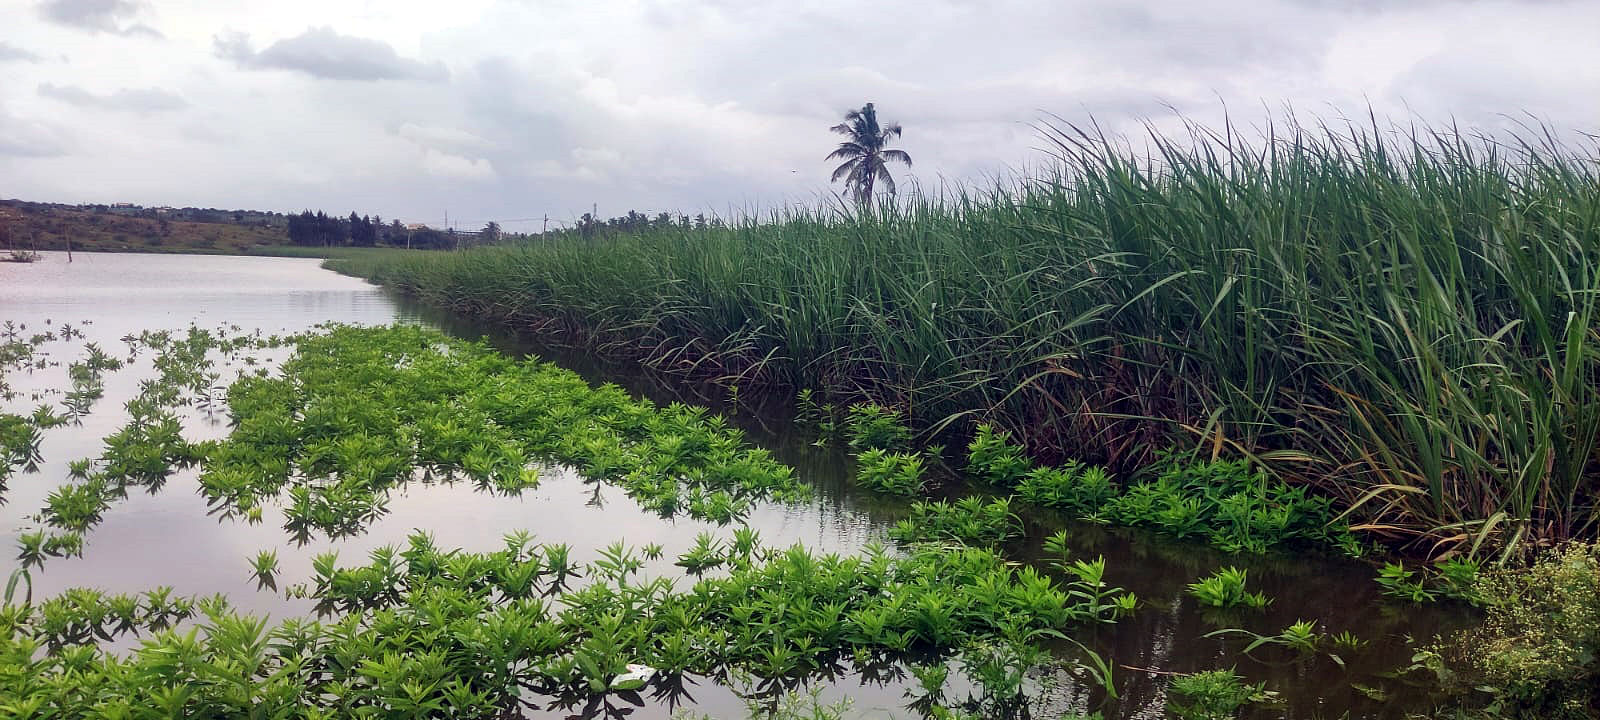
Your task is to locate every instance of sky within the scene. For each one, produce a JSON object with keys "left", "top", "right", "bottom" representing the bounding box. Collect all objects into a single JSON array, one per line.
[{"left": 1, "top": 0, "right": 1597, "bottom": 232}]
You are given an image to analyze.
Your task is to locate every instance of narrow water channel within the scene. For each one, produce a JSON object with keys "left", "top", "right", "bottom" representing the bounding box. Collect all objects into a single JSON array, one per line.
[{"left": 0, "top": 251, "right": 1468, "bottom": 718}]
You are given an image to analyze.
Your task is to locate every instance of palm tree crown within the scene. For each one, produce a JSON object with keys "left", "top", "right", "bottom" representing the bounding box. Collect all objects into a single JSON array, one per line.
[{"left": 827, "top": 102, "right": 912, "bottom": 205}]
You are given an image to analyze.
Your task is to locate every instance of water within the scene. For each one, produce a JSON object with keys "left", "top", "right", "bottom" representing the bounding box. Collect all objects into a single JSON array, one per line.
[{"left": 0, "top": 251, "right": 1467, "bottom": 718}]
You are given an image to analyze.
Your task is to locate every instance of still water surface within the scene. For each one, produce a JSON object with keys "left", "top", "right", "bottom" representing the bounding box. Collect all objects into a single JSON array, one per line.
[{"left": 0, "top": 252, "right": 1465, "bottom": 718}]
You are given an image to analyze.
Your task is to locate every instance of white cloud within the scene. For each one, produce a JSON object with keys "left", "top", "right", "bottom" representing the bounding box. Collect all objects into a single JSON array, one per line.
[
  {"left": 37, "top": 0, "right": 163, "bottom": 37},
  {"left": 0, "top": 42, "right": 43, "bottom": 63},
  {"left": 0, "top": 109, "right": 71, "bottom": 157},
  {"left": 420, "top": 150, "right": 496, "bottom": 181},
  {"left": 38, "top": 83, "right": 187, "bottom": 112},
  {"left": 215, "top": 26, "right": 447, "bottom": 82}
]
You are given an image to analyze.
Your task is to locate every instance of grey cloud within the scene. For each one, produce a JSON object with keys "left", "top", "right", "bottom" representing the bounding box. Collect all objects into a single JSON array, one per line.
[
  {"left": 37, "top": 83, "right": 188, "bottom": 112},
  {"left": 36, "top": 0, "right": 162, "bottom": 37},
  {"left": 0, "top": 42, "right": 43, "bottom": 63},
  {"left": 215, "top": 27, "right": 448, "bottom": 82},
  {"left": 0, "top": 110, "right": 69, "bottom": 157}
]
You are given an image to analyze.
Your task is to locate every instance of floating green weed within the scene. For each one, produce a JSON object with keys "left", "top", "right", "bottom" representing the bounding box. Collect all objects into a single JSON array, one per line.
[
  {"left": 854, "top": 448, "right": 927, "bottom": 496},
  {"left": 891, "top": 496, "right": 1021, "bottom": 547},
  {"left": 0, "top": 531, "right": 1130, "bottom": 717},
  {"left": 199, "top": 325, "right": 806, "bottom": 539},
  {"left": 1016, "top": 463, "right": 1114, "bottom": 513},
  {"left": 1187, "top": 567, "right": 1270, "bottom": 610},
  {"left": 1167, "top": 669, "right": 1274, "bottom": 720},
  {"left": 1104, "top": 456, "right": 1357, "bottom": 554},
  {"left": 844, "top": 403, "right": 912, "bottom": 451},
  {"left": 966, "top": 424, "right": 1030, "bottom": 488},
  {"left": 1377, "top": 559, "right": 1481, "bottom": 605}
]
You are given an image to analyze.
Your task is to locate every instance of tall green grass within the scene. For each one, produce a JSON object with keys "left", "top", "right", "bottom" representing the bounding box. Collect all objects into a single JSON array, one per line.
[{"left": 329, "top": 117, "right": 1600, "bottom": 557}]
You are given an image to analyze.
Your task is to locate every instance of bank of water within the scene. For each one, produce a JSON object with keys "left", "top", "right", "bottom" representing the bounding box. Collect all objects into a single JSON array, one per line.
[{"left": 0, "top": 252, "right": 1468, "bottom": 718}]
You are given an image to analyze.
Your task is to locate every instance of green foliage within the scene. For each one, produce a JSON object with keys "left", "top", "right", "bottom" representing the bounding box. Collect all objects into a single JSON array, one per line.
[
  {"left": 1206, "top": 620, "right": 1347, "bottom": 666},
  {"left": 1187, "top": 567, "right": 1270, "bottom": 610},
  {"left": 1376, "top": 562, "right": 1436, "bottom": 603},
  {"left": 891, "top": 496, "right": 1022, "bottom": 547},
  {"left": 0, "top": 532, "right": 1130, "bottom": 717},
  {"left": 1103, "top": 456, "right": 1356, "bottom": 554},
  {"left": 249, "top": 550, "right": 279, "bottom": 590},
  {"left": 844, "top": 403, "right": 912, "bottom": 451},
  {"left": 329, "top": 115, "right": 1600, "bottom": 554},
  {"left": 1168, "top": 669, "right": 1274, "bottom": 720},
  {"left": 1016, "top": 463, "right": 1115, "bottom": 513},
  {"left": 1377, "top": 559, "right": 1481, "bottom": 605},
  {"left": 965, "top": 424, "right": 1030, "bottom": 488},
  {"left": 0, "top": 413, "right": 44, "bottom": 492},
  {"left": 198, "top": 325, "right": 807, "bottom": 539},
  {"left": 854, "top": 448, "right": 926, "bottom": 496},
  {"left": 793, "top": 388, "right": 837, "bottom": 438},
  {"left": 1437, "top": 542, "right": 1600, "bottom": 717}
]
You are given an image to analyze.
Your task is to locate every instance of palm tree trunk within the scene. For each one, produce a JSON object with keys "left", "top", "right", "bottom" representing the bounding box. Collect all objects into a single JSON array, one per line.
[{"left": 862, "top": 160, "right": 875, "bottom": 208}]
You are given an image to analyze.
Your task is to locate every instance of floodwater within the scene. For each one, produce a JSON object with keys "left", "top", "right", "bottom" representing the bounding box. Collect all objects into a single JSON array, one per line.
[{"left": 0, "top": 251, "right": 1468, "bottom": 719}]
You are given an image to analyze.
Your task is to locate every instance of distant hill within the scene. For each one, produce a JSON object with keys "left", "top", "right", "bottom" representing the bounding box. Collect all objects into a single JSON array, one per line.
[{"left": 0, "top": 199, "right": 290, "bottom": 254}]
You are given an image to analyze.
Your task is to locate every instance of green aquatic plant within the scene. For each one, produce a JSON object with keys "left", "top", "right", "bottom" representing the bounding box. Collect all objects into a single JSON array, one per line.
[
  {"left": 195, "top": 325, "right": 806, "bottom": 540},
  {"left": 1376, "top": 559, "right": 1480, "bottom": 604},
  {"left": 966, "top": 423, "right": 1030, "bottom": 488},
  {"left": 844, "top": 403, "right": 912, "bottom": 451},
  {"left": 1103, "top": 456, "right": 1356, "bottom": 554},
  {"left": 0, "top": 531, "right": 1131, "bottom": 717},
  {"left": 249, "top": 550, "right": 279, "bottom": 590},
  {"left": 15, "top": 530, "right": 83, "bottom": 569},
  {"left": 1016, "top": 463, "right": 1115, "bottom": 513},
  {"left": 890, "top": 496, "right": 1022, "bottom": 547},
  {"left": 1167, "top": 668, "right": 1274, "bottom": 720},
  {"left": 1187, "top": 567, "right": 1270, "bottom": 610},
  {"left": 0, "top": 412, "right": 45, "bottom": 490},
  {"left": 1376, "top": 562, "right": 1435, "bottom": 603},
  {"left": 793, "top": 388, "right": 836, "bottom": 434},
  {"left": 854, "top": 448, "right": 927, "bottom": 496},
  {"left": 1206, "top": 620, "right": 1344, "bottom": 666},
  {"left": 675, "top": 532, "right": 725, "bottom": 573}
]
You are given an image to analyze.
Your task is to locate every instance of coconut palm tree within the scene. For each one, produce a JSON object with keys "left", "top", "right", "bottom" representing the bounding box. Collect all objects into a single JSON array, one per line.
[{"left": 827, "top": 102, "right": 912, "bottom": 205}]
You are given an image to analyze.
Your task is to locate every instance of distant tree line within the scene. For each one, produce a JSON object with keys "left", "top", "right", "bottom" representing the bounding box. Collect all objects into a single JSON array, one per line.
[
  {"left": 285, "top": 211, "right": 474, "bottom": 250},
  {"left": 286, "top": 208, "right": 732, "bottom": 248},
  {"left": 537, "top": 210, "right": 722, "bottom": 243}
]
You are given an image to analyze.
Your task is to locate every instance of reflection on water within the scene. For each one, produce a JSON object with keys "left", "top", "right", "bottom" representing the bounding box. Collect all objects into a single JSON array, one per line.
[{"left": 0, "top": 252, "right": 1467, "bottom": 718}]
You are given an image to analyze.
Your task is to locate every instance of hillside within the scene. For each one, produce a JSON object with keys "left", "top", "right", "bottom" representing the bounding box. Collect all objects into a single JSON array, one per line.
[{"left": 0, "top": 199, "right": 289, "bottom": 254}]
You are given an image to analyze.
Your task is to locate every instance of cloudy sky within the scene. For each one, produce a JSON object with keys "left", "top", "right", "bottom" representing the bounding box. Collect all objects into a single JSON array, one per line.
[{"left": 2, "top": 0, "right": 1596, "bottom": 231}]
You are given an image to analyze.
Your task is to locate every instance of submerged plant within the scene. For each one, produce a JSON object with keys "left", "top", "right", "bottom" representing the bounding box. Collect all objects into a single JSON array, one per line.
[{"left": 1206, "top": 620, "right": 1345, "bottom": 666}]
